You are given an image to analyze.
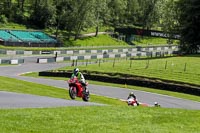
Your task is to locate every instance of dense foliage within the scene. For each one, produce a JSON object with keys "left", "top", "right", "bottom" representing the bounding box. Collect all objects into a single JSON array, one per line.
[
  {"left": 0, "top": 0, "right": 199, "bottom": 53},
  {"left": 177, "top": 0, "right": 200, "bottom": 53},
  {"left": 0, "top": 0, "right": 174, "bottom": 35}
]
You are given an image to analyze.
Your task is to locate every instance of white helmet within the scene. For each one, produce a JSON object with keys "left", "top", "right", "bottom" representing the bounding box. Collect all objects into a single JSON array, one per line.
[{"left": 74, "top": 68, "right": 79, "bottom": 75}]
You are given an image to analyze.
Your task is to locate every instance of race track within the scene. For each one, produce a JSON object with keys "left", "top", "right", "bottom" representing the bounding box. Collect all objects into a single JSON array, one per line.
[{"left": 0, "top": 60, "right": 200, "bottom": 110}]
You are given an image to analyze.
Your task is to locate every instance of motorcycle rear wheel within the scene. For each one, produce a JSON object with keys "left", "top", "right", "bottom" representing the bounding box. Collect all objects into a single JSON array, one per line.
[{"left": 82, "top": 89, "right": 90, "bottom": 102}]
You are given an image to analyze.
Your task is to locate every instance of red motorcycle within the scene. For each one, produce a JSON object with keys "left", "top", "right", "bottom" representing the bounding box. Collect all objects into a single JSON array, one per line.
[
  {"left": 125, "top": 98, "right": 160, "bottom": 107},
  {"left": 127, "top": 98, "right": 139, "bottom": 106},
  {"left": 68, "top": 77, "right": 90, "bottom": 101}
]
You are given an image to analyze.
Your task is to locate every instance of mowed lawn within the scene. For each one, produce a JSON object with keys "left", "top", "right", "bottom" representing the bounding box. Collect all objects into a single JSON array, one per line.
[
  {"left": 0, "top": 73, "right": 200, "bottom": 132},
  {"left": 61, "top": 55, "right": 200, "bottom": 86},
  {"left": 0, "top": 106, "right": 200, "bottom": 133},
  {"left": 133, "top": 35, "right": 179, "bottom": 46}
]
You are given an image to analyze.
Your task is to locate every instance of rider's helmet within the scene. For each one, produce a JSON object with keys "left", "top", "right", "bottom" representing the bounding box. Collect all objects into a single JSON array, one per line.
[
  {"left": 73, "top": 68, "right": 79, "bottom": 76},
  {"left": 129, "top": 92, "right": 134, "bottom": 96},
  {"left": 154, "top": 102, "right": 159, "bottom": 107}
]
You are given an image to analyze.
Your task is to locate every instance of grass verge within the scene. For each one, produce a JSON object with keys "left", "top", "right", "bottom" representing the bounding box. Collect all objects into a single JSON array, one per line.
[
  {"left": 133, "top": 35, "right": 179, "bottom": 46},
  {"left": 0, "top": 76, "right": 123, "bottom": 105},
  {"left": 60, "top": 55, "right": 200, "bottom": 86},
  {"left": 0, "top": 106, "right": 199, "bottom": 133}
]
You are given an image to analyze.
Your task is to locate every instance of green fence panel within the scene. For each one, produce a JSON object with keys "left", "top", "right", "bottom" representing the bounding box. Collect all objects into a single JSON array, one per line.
[
  {"left": 0, "top": 49, "right": 6, "bottom": 54},
  {"left": 64, "top": 57, "right": 70, "bottom": 61},
  {"left": 32, "top": 51, "right": 40, "bottom": 54},
  {"left": 97, "top": 50, "right": 102, "bottom": 53},
  {"left": 115, "top": 54, "right": 120, "bottom": 58},
  {"left": 16, "top": 50, "right": 24, "bottom": 55},
  {"left": 78, "top": 56, "right": 84, "bottom": 60},
  {"left": 18, "top": 59, "right": 24, "bottom": 64},
  {"left": 47, "top": 58, "right": 56, "bottom": 63},
  {"left": 1, "top": 60, "right": 10, "bottom": 64},
  {"left": 85, "top": 50, "right": 91, "bottom": 53}
]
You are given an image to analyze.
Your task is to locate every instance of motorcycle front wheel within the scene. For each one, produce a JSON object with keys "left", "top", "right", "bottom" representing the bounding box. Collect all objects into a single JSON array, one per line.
[{"left": 69, "top": 87, "right": 76, "bottom": 99}]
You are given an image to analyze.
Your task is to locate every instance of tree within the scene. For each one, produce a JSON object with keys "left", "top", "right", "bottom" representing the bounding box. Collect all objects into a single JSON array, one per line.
[
  {"left": 107, "top": 0, "right": 127, "bottom": 27},
  {"left": 160, "top": 0, "right": 179, "bottom": 43},
  {"left": 177, "top": 0, "right": 200, "bottom": 53},
  {"left": 92, "top": 0, "right": 108, "bottom": 37},
  {"left": 137, "top": 0, "right": 159, "bottom": 30},
  {"left": 124, "top": 0, "right": 140, "bottom": 26},
  {"left": 29, "top": 1, "right": 56, "bottom": 29},
  {"left": 57, "top": 0, "right": 94, "bottom": 40}
]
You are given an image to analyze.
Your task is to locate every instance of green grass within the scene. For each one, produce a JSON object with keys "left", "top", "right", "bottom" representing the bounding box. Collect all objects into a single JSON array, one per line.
[
  {"left": 0, "top": 106, "right": 200, "bottom": 133},
  {"left": 0, "top": 22, "right": 27, "bottom": 30},
  {"left": 133, "top": 35, "right": 179, "bottom": 46},
  {"left": 60, "top": 55, "right": 200, "bottom": 86},
  {"left": 1, "top": 73, "right": 200, "bottom": 132},
  {"left": 0, "top": 76, "right": 123, "bottom": 105},
  {"left": 73, "top": 34, "right": 128, "bottom": 47}
]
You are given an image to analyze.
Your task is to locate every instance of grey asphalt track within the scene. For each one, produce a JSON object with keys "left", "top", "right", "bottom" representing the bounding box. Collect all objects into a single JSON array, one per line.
[
  {"left": 0, "top": 60, "right": 200, "bottom": 110},
  {"left": 0, "top": 91, "right": 103, "bottom": 109}
]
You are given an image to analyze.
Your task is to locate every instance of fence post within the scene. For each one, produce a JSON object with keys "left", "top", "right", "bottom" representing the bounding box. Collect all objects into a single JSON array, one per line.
[
  {"left": 130, "top": 60, "right": 132, "bottom": 68},
  {"left": 99, "top": 59, "right": 101, "bottom": 67},
  {"left": 71, "top": 60, "right": 74, "bottom": 66},
  {"left": 86, "top": 59, "right": 88, "bottom": 66},
  {"left": 184, "top": 63, "right": 187, "bottom": 72},
  {"left": 165, "top": 60, "right": 168, "bottom": 70},
  {"left": 113, "top": 58, "right": 115, "bottom": 68},
  {"left": 145, "top": 60, "right": 149, "bottom": 69}
]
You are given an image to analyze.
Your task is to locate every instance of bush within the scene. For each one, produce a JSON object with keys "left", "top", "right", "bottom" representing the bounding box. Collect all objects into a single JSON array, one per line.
[{"left": 0, "top": 15, "right": 8, "bottom": 24}]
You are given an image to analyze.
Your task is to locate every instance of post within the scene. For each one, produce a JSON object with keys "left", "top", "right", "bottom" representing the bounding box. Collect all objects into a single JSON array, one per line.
[
  {"left": 99, "top": 59, "right": 101, "bottom": 67},
  {"left": 165, "top": 60, "right": 168, "bottom": 70},
  {"left": 145, "top": 60, "right": 149, "bottom": 69},
  {"left": 71, "top": 60, "right": 74, "bottom": 66},
  {"left": 113, "top": 58, "right": 115, "bottom": 68},
  {"left": 130, "top": 60, "right": 132, "bottom": 68},
  {"left": 184, "top": 63, "right": 187, "bottom": 72},
  {"left": 55, "top": 52, "right": 57, "bottom": 58},
  {"left": 86, "top": 59, "right": 88, "bottom": 66}
]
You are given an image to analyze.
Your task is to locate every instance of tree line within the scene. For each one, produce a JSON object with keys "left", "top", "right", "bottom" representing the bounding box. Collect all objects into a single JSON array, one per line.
[{"left": 0, "top": 0, "right": 199, "bottom": 53}]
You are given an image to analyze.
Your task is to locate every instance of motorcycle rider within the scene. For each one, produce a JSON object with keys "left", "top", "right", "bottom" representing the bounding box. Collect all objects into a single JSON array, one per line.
[
  {"left": 127, "top": 92, "right": 139, "bottom": 106},
  {"left": 154, "top": 102, "right": 160, "bottom": 107},
  {"left": 71, "top": 68, "right": 87, "bottom": 90}
]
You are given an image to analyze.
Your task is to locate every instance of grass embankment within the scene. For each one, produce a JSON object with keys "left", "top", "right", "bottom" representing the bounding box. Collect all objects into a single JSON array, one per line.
[
  {"left": 0, "top": 76, "right": 122, "bottom": 105},
  {"left": 0, "top": 34, "right": 129, "bottom": 50},
  {"left": 133, "top": 35, "right": 179, "bottom": 46},
  {"left": 0, "top": 106, "right": 200, "bottom": 133},
  {"left": 73, "top": 34, "right": 128, "bottom": 47},
  {"left": 60, "top": 55, "right": 200, "bottom": 86},
  {"left": 0, "top": 77, "right": 200, "bottom": 132},
  {"left": 0, "top": 23, "right": 27, "bottom": 30}
]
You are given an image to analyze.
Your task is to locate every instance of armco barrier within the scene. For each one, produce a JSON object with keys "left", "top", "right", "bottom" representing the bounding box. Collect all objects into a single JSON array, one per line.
[
  {"left": 0, "top": 59, "right": 24, "bottom": 64},
  {"left": 39, "top": 71, "right": 200, "bottom": 96},
  {"left": 37, "top": 50, "right": 175, "bottom": 63},
  {"left": 1, "top": 45, "right": 179, "bottom": 55}
]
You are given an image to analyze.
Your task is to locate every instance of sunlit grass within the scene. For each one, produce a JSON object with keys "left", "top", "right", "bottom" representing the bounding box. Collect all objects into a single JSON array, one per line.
[
  {"left": 0, "top": 76, "right": 123, "bottom": 105},
  {"left": 0, "top": 106, "right": 200, "bottom": 133},
  {"left": 133, "top": 35, "right": 179, "bottom": 46},
  {"left": 60, "top": 55, "right": 200, "bottom": 86}
]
